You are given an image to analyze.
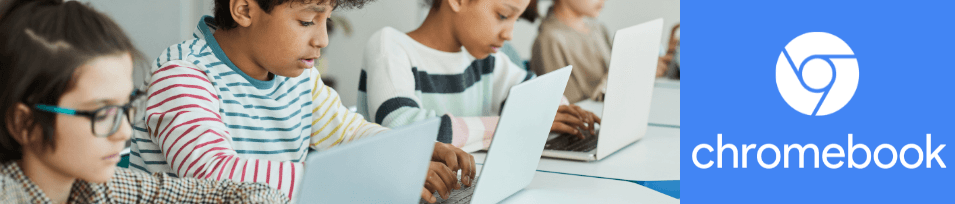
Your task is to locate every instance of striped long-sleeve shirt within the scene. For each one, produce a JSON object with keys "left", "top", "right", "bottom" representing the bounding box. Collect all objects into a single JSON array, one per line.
[
  {"left": 129, "top": 16, "right": 388, "bottom": 202},
  {"left": 357, "top": 27, "right": 534, "bottom": 152}
]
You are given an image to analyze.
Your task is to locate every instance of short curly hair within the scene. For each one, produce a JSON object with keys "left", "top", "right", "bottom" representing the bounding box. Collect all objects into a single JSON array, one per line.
[
  {"left": 422, "top": 0, "right": 538, "bottom": 22},
  {"left": 213, "top": 0, "right": 376, "bottom": 30}
]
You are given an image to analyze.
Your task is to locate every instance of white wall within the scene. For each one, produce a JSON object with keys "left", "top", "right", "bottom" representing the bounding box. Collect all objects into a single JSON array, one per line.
[
  {"left": 81, "top": 0, "right": 679, "bottom": 107},
  {"left": 78, "top": 0, "right": 212, "bottom": 88}
]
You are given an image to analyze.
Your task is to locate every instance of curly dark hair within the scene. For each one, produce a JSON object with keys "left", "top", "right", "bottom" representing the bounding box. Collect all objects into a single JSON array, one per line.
[
  {"left": 422, "top": 0, "right": 538, "bottom": 22},
  {"left": 213, "top": 0, "right": 376, "bottom": 30}
]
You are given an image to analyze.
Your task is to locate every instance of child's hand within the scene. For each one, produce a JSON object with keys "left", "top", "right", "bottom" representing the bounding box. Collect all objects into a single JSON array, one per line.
[
  {"left": 422, "top": 161, "right": 456, "bottom": 202},
  {"left": 551, "top": 105, "right": 602, "bottom": 139},
  {"left": 431, "top": 142, "right": 476, "bottom": 186},
  {"left": 573, "top": 105, "right": 601, "bottom": 135}
]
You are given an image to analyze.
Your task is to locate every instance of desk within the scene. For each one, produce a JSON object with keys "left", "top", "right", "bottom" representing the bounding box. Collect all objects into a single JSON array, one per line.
[
  {"left": 578, "top": 87, "right": 680, "bottom": 127},
  {"left": 473, "top": 125, "right": 680, "bottom": 181},
  {"left": 469, "top": 164, "right": 679, "bottom": 203},
  {"left": 654, "top": 78, "right": 680, "bottom": 89},
  {"left": 473, "top": 83, "right": 682, "bottom": 198},
  {"left": 649, "top": 88, "right": 680, "bottom": 127}
]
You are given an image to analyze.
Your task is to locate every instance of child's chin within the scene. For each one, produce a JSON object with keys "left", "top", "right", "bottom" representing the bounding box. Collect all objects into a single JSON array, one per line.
[
  {"left": 84, "top": 167, "right": 116, "bottom": 184},
  {"left": 468, "top": 51, "right": 492, "bottom": 60},
  {"left": 276, "top": 68, "right": 307, "bottom": 77}
]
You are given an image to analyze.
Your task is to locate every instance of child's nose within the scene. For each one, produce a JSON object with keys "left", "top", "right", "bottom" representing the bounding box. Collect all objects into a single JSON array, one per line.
[
  {"left": 500, "top": 27, "right": 513, "bottom": 41},
  {"left": 312, "top": 28, "right": 329, "bottom": 49}
]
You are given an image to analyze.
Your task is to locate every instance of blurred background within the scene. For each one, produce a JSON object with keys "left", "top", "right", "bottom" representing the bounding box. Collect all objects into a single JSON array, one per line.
[{"left": 77, "top": 0, "right": 679, "bottom": 107}]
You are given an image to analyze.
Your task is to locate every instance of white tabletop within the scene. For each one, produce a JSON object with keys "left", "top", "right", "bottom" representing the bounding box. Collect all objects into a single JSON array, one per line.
[
  {"left": 469, "top": 164, "right": 679, "bottom": 204},
  {"left": 473, "top": 125, "right": 680, "bottom": 181},
  {"left": 648, "top": 88, "right": 680, "bottom": 127},
  {"left": 654, "top": 78, "right": 680, "bottom": 89},
  {"left": 577, "top": 87, "right": 680, "bottom": 127}
]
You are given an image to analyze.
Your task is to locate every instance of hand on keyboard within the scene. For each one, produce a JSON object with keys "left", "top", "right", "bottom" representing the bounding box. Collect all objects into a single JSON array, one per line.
[
  {"left": 421, "top": 175, "right": 479, "bottom": 204},
  {"left": 552, "top": 104, "right": 602, "bottom": 139},
  {"left": 432, "top": 143, "right": 476, "bottom": 187},
  {"left": 423, "top": 161, "right": 456, "bottom": 203}
]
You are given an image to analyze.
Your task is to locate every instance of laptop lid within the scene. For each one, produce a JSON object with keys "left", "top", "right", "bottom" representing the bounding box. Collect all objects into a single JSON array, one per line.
[
  {"left": 595, "top": 18, "right": 664, "bottom": 160},
  {"left": 470, "top": 66, "right": 573, "bottom": 204},
  {"left": 297, "top": 118, "right": 440, "bottom": 203}
]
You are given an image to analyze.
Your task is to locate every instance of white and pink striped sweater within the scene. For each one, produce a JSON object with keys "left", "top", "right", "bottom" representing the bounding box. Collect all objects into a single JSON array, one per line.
[{"left": 128, "top": 16, "right": 388, "bottom": 202}]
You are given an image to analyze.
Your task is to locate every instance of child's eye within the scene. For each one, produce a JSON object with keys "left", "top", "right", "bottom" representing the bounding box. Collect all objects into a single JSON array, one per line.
[
  {"left": 498, "top": 14, "right": 508, "bottom": 20},
  {"left": 300, "top": 21, "right": 315, "bottom": 27}
]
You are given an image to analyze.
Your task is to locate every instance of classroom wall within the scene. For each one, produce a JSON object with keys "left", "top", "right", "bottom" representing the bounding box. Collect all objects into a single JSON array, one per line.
[
  {"left": 82, "top": 0, "right": 678, "bottom": 107},
  {"left": 77, "top": 0, "right": 212, "bottom": 88}
]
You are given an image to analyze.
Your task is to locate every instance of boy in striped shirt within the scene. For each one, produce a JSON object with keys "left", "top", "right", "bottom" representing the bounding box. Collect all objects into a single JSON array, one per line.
[{"left": 129, "top": 0, "right": 475, "bottom": 202}]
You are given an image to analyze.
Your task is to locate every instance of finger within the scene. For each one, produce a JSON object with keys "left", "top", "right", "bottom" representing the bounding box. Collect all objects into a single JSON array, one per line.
[
  {"left": 554, "top": 113, "right": 585, "bottom": 128},
  {"left": 572, "top": 105, "right": 593, "bottom": 126},
  {"left": 591, "top": 112, "right": 602, "bottom": 124},
  {"left": 469, "top": 153, "right": 476, "bottom": 180},
  {"left": 435, "top": 163, "right": 457, "bottom": 191},
  {"left": 551, "top": 121, "right": 579, "bottom": 135},
  {"left": 421, "top": 188, "right": 436, "bottom": 203},
  {"left": 443, "top": 147, "right": 460, "bottom": 172},
  {"left": 427, "top": 171, "right": 449, "bottom": 199},
  {"left": 555, "top": 118, "right": 585, "bottom": 136},
  {"left": 570, "top": 105, "right": 590, "bottom": 130},
  {"left": 583, "top": 110, "right": 596, "bottom": 133},
  {"left": 582, "top": 108, "right": 595, "bottom": 129},
  {"left": 457, "top": 151, "right": 474, "bottom": 187},
  {"left": 570, "top": 104, "right": 588, "bottom": 123},
  {"left": 557, "top": 105, "right": 582, "bottom": 119},
  {"left": 552, "top": 122, "right": 584, "bottom": 139}
]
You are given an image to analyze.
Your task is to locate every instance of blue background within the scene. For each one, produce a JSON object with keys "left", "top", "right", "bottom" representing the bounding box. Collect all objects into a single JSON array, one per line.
[{"left": 682, "top": 0, "right": 955, "bottom": 202}]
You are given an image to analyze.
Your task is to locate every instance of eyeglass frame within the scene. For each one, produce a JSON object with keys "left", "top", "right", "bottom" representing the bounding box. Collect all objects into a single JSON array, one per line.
[{"left": 33, "top": 90, "right": 143, "bottom": 137}]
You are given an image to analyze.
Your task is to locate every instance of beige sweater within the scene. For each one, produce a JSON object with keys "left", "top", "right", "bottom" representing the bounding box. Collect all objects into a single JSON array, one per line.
[{"left": 530, "top": 13, "right": 613, "bottom": 103}]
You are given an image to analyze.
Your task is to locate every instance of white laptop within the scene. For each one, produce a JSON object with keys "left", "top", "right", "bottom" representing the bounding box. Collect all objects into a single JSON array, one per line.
[
  {"left": 425, "top": 66, "right": 573, "bottom": 204},
  {"left": 297, "top": 117, "right": 440, "bottom": 203},
  {"left": 541, "top": 18, "right": 664, "bottom": 161}
]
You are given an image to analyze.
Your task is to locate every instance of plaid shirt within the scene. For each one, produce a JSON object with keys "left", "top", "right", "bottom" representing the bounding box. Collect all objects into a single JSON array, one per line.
[{"left": 0, "top": 162, "right": 289, "bottom": 203}]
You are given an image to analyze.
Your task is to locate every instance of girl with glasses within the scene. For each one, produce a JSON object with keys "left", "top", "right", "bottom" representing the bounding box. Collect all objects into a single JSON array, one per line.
[{"left": 0, "top": 0, "right": 287, "bottom": 203}]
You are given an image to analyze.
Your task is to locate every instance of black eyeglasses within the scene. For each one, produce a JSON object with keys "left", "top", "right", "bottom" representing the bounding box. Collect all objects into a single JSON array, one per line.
[{"left": 34, "top": 90, "right": 143, "bottom": 137}]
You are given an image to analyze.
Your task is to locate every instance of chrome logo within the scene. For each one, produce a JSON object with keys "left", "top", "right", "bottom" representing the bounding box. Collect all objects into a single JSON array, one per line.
[{"left": 776, "top": 32, "right": 859, "bottom": 116}]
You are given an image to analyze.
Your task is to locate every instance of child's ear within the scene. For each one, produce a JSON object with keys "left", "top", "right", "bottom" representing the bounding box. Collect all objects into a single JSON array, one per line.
[
  {"left": 229, "top": 0, "right": 255, "bottom": 28},
  {"left": 447, "top": 0, "right": 467, "bottom": 13},
  {"left": 5, "top": 103, "right": 34, "bottom": 146}
]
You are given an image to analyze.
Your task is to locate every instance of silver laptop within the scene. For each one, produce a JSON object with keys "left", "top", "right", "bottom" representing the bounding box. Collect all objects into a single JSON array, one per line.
[
  {"left": 298, "top": 118, "right": 440, "bottom": 203},
  {"left": 424, "top": 66, "right": 573, "bottom": 204},
  {"left": 542, "top": 18, "right": 664, "bottom": 161}
]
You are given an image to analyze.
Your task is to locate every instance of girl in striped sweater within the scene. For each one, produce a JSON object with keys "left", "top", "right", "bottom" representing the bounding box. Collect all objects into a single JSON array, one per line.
[
  {"left": 129, "top": 0, "right": 474, "bottom": 203},
  {"left": 358, "top": 0, "right": 601, "bottom": 153}
]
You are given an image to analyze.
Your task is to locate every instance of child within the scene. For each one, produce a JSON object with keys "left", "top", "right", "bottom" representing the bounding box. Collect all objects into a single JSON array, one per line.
[
  {"left": 530, "top": 0, "right": 611, "bottom": 103},
  {"left": 0, "top": 0, "right": 286, "bottom": 203},
  {"left": 128, "top": 0, "right": 474, "bottom": 202},
  {"left": 357, "top": 0, "right": 601, "bottom": 152}
]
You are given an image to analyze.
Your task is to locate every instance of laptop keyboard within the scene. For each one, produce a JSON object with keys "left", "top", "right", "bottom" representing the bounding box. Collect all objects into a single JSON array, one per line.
[
  {"left": 544, "top": 131, "right": 599, "bottom": 152},
  {"left": 420, "top": 176, "right": 478, "bottom": 204}
]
